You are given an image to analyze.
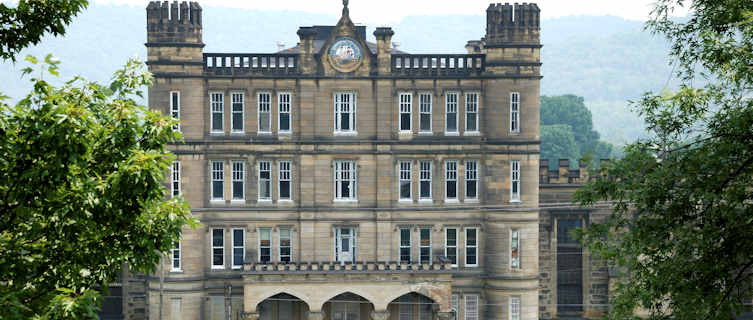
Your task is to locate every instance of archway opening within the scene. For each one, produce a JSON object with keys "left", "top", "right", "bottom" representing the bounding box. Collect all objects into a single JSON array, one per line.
[
  {"left": 388, "top": 292, "right": 438, "bottom": 320},
  {"left": 323, "top": 292, "right": 374, "bottom": 320},
  {"left": 258, "top": 293, "right": 310, "bottom": 320}
]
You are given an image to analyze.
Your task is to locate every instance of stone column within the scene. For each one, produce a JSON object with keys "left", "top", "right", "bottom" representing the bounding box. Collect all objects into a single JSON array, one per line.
[
  {"left": 373, "top": 27, "right": 394, "bottom": 74},
  {"left": 296, "top": 27, "right": 316, "bottom": 75},
  {"left": 241, "top": 312, "right": 260, "bottom": 320},
  {"left": 371, "top": 310, "right": 390, "bottom": 320},
  {"left": 307, "top": 311, "right": 326, "bottom": 320}
]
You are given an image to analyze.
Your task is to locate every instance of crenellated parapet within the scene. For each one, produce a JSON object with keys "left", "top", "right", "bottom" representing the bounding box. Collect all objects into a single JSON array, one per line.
[
  {"left": 485, "top": 2, "right": 540, "bottom": 46},
  {"left": 146, "top": 1, "right": 203, "bottom": 45},
  {"left": 539, "top": 158, "right": 609, "bottom": 185}
]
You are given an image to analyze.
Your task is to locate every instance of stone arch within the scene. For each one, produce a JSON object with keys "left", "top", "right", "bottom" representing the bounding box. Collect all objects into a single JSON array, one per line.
[
  {"left": 314, "top": 290, "right": 377, "bottom": 312},
  {"left": 377, "top": 284, "right": 449, "bottom": 312},
  {"left": 248, "top": 290, "right": 311, "bottom": 313}
]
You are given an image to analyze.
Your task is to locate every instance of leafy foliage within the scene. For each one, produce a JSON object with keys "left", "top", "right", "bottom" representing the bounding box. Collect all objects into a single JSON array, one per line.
[
  {"left": 0, "top": 55, "right": 196, "bottom": 319},
  {"left": 0, "top": 0, "right": 88, "bottom": 61},
  {"left": 540, "top": 94, "right": 614, "bottom": 165},
  {"left": 574, "top": 0, "right": 753, "bottom": 319}
]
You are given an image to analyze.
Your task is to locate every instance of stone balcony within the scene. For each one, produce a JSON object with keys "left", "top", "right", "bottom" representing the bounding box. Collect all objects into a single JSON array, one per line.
[{"left": 242, "top": 260, "right": 454, "bottom": 274}]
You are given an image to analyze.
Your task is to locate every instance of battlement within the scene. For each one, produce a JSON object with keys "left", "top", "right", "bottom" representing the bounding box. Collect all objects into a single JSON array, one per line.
[
  {"left": 485, "top": 2, "right": 540, "bottom": 46},
  {"left": 540, "top": 158, "right": 609, "bottom": 185},
  {"left": 146, "top": 1, "right": 202, "bottom": 45}
]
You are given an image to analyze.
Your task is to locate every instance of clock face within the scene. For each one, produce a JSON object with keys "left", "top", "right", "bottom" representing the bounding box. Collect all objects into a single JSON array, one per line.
[{"left": 328, "top": 37, "right": 363, "bottom": 73}]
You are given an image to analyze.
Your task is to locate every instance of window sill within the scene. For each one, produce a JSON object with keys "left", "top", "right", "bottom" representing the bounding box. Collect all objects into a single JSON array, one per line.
[
  {"left": 333, "top": 131, "right": 358, "bottom": 136},
  {"left": 418, "top": 131, "right": 433, "bottom": 135},
  {"left": 463, "top": 131, "right": 481, "bottom": 136},
  {"left": 333, "top": 199, "right": 358, "bottom": 203},
  {"left": 465, "top": 198, "right": 479, "bottom": 203},
  {"left": 169, "top": 269, "right": 183, "bottom": 273},
  {"left": 210, "top": 266, "right": 225, "bottom": 270},
  {"left": 465, "top": 265, "right": 479, "bottom": 268},
  {"left": 209, "top": 132, "right": 225, "bottom": 136},
  {"left": 231, "top": 266, "right": 242, "bottom": 270},
  {"left": 278, "top": 131, "right": 292, "bottom": 136},
  {"left": 418, "top": 199, "right": 433, "bottom": 203},
  {"left": 230, "top": 131, "right": 245, "bottom": 135},
  {"left": 509, "top": 131, "right": 521, "bottom": 135},
  {"left": 398, "top": 131, "right": 412, "bottom": 135},
  {"left": 210, "top": 199, "right": 225, "bottom": 203},
  {"left": 444, "top": 199, "right": 459, "bottom": 204},
  {"left": 509, "top": 199, "right": 522, "bottom": 203},
  {"left": 444, "top": 132, "right": 459, "bottom": 136},
  {"left": 278, "top": 199, "right": 293, "bottom": 203},
  {"left": 398, "top": 199, "right": 413, "bottom": 204},
  {"left": 230, "top": 200, "right": 245, "bottom": 204},
  {"left": 257, "top": 131, "right": 273, "bottom": 136},
  {"left": 257, "top": 199, "right": 273, "bottom": 203}
]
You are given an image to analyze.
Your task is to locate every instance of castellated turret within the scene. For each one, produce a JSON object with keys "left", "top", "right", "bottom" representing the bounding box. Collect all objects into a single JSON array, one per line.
[
  {"left": 485, "top": 2, "right": 540, "bottom": 45},
  {"left": 146, "top": 1, "right": 203, "bottom": 44}
]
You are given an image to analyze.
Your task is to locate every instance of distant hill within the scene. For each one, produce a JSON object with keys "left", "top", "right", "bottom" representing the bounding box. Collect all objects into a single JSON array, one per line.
[{"left": 0, "top": 3, "right": 675, "bottom": 146}]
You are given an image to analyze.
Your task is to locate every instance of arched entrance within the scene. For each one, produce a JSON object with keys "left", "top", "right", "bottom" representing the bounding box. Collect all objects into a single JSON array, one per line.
[
  {"left": 322, "top": 292, "right": 374, "bottom": 320},
  {"left": 388, "top": 293, "right": 437, "bottom": 320},
  {"left": 258, "top": 293, "right": 310, "bottom": 320}
]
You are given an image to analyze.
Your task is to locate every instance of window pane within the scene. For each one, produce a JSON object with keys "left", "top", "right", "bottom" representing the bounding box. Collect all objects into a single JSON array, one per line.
[
  {"left": 213, "top": 229, "right": 223, "bottom": 246},
  {"left": 212, "top": 181, "right": 223, "bottom": 199},
  {"left": 466, "top": 113, "right": 477, "bottom": 131},
  {"left": 232, "top": 113, "right": 243, "bottom": 131},
  {"left": 259, "top": 113, "right": 270, "bottom": 132},
  {"left": 233, "top": 181, "right": 243, "bottom": 199},
  {"left": 447, "top": 113, "right": 457, "bottom": 131},
  {"left": 420, "top": 181, "right": 431, "bottom": 198},
  {"left": 340, "top": 112, "right": 350, "bottom": 130},
  {"left": 447, "top": 182, "right": 456, "bottom": 198},
  {"left": 420, "top": 114, "right": 431, "bottom": 131},
  {"left": 400, "top": 114, "right": 411, "bottom": 131},
  {"left": 233, "top": 248, "right": 244, "bottom": 266},
  {"left": 280, "top": 113, "right": 290, "bottom": 131},
  {"left": 400, "top": 181, "right": 411, "bottom": 199},
  {"left": 212, "top": 114, "right": 223, "bottom": 131},
  {"left": 466, "top": 181, "right": 477, "bottom": 198},
  {"left": 280, "top": 181, "right": 290, "bottom": 199},
  {"left": 233, "top": 230, "right": 243, "bottom": 246}
]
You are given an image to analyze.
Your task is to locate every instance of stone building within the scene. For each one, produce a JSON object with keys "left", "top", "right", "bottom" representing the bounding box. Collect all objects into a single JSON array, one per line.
[{"left": 141, "top": 1, "right": 542, "bottom": 319}]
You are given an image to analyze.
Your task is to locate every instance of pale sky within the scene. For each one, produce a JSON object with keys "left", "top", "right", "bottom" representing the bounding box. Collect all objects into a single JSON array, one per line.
[{"left": 93, "top": 0, "right": 691, "bottom": 24}]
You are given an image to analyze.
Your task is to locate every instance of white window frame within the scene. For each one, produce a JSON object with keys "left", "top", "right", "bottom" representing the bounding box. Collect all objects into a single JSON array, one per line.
[
  {"left": 465, "top": 92, "right": 479, "bottom": 134},
  {"left": 511, "top": 160, "right": 521, "bottom": 202},
  {"left": 451, "top": 294, "right": 459, "bottom": 316},
  {"left": 399, "top": 92, "right": 412, "bottom": 133},
  {"left": 170, "top": 91, "right": 180, "bottom": 132},
  {"left": 465, "top": 160, "right": 478, "bottom": 201},
  {"left": 334, "top": 160, "right": 357, "bottom": 201},
  {"left": 510, "top": 92, "right": 520, "bottom": 133},
  {"left": 445, "top": 92, "right": 459, "bottom": 135},
  {"left": 334, "top": 92, "right": 357, "bottom": 134},
  {"left": 279, "top": 227, "right": 292, "bottom": 263},
  {"left": 465, "top": 295, "right": 479, "bottom": 320},
  {"left": 511, "top": 229, "right": 521, "bottom": 269},
  {"left": 232, "top": 228, "right": 245, "bottom": 269},
  {"left": 171, "top": 240, "right": 181, "bottom": 271},
  {"left": 399, "top": 160, "right": 412, "bottom": 201},
  {"left": 210, "top": 92, "right": 224, "bottom": 134},
  {"left": 465, "top": 227, "right": 478, "bottom": 267},
  {"left": 419, "top": 227, "right": 432, "bottom": 264},
  {"left": 278, "top": 160, "right": 292, "bottom": 201},
  {"left": 419, "top": 93, "right": 432, "bottom": 133},
  {"left": 231, "top": 92, "right": 244, "bottom": 133},
  {"left": 258, "top": 161, "right": 271, "bottom": 201},
  {"left": 334, "top": 227, "right": 358, "bottom": 263},
  {"left": 510, "top": 296, "right": 521, "bottom": 320},
  {"left": 210, "top": 161, "right": 224, "bottom": 202},
  {"left": 399, "top": 227, "right": 411, "bottom": 263},
  {"left": 419, "top": 160, "right": 432, "bottom": 201},
  {"left": 257, "top": 92, "right": 272, "bottom": 134},
  {"left": 231, "top": 161, "right": 245, "bottom": 201},
  {"left": 171, "top": 161, "right": 181, "bottom": 198},
  {"left": 211, "top": 228, "right": 224, "bottom": 269},
  {"left": 278, "top": 92, "right": 292, "bottom": 134},
  {"left": 445, "top": 227, "right": 458, "bottom": 267},
  {"left": 258, "top": 227, "right": 272, "bottom": 263},
  {"left": 445, "top": 160, "right": 458, "bottom": 202}
]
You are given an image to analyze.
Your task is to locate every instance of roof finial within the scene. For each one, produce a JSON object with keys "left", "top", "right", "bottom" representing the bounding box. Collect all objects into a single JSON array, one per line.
[
  {"left": 343, "top": 0, "right": 348, "bottom": 7},
  {"left": 342, "top": 0, "right": 349, "bottom": 18}
]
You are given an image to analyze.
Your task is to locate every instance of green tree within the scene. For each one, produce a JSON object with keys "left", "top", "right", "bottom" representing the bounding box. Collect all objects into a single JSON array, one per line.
[
  {"left": 574, "top": 0, "right": 753, "bottom": 319},
  {"left": 0, "top": 0, "right": 88, "bottom": 61},
  {"left": 540, "top": 94, "right": 614, "bottom": 163},
  {"left": 0, "top": 55, "right": 196, "bottom": 319},
  {"left": 540, "top": 124, "right": 580, "bottom": 165}
]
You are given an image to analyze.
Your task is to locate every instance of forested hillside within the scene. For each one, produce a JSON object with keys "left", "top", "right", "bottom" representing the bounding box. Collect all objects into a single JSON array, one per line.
[{"left": 0, "top": 3, "right": 674, "bottom": 146}]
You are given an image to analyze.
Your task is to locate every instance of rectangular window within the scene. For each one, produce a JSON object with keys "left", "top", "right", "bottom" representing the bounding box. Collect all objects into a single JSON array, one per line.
[
  {"left": 399, "top": 161, "right": 412, "bottom": 200},
  {"left": 465, "top": 92, "right": 478, "bottom": 132},
  {"left": 419, "top": 228, "right": 431, "bottom": 264},
  {"left": 171, "top": 298, "right": 181, "bottom": 320},
  {"left": 232, "top": 229, "right": 244, "bottom": 269},
  {"left": 334, "top": 160, "right": 357, "bottom": 200},
  {"left": 211, "top": 228, "right": 224, "bottom": 269},
  {"left": 211, "top": 161, "right": 224, "bottom": 201},
  {"left": 170, "top": 91, "right": 180, "bottom": 131},
  {"left": 231, "top": 161, "right": 244, "bottom": 201},
  {"left": 399, "top": 227, "right": 411, "bottom": 263},
  {"left": 419, "top": 161, "right": 432, "bottom": 200},
  {"left": 465, "top": 160, "right": 478, "bottom": 200},
  {"left": 511, "top": 229, "right": 521, "bottom": 269},
  {"left": 419, "top": 93, "right": 432, "bottom": 132},
  {"left": 171, "top": 240, "right": 181, "bottom": 271},
  {"left": 171, "top": 161, "right": 181, "bottom": 197},
  {"left": 511, "top": 160, "right": 521, "bottom": 202},
  {"left": 446, "top": 92, "right": 458, "bottom": 133},
  {"left": 510, "top": 296, "right": 521, "bottom": 320},
  {"left": 259, "top": 228, "right": 271, "bottom": 263},
  {"left": 231, "top": 92, "right": 244, "bottom": 133},
  {"left": 278, "top": 92, "right": 291, "bottom": 133},
  {"left": 210, "top": 92, "right": 224, "bottom": 133},
  {"left": 258, "top": 92, "right": 271, "bottom": 133},
  {"left": 510, "top": 92, "right": 520, "bottom": 133},
  {"left": 445, "top": 228, "right": 457, "bottom": 266},
  {"left": 466, "top": 228, "right": 478, "bottom": 267},
  {"left": 279, "top": 228, "right": 292, "bottom": 263},
  {"left": 335, "top": 227, "right": 357, "bottom": 263},
  {"left": 334, "top": 92, "right": 356, "bottom": 133},
  {"left": 399, "top": 92, "right": 412, "bottom": 132},
  {"left": 278, "top": 161, "right": 292, "bottom": 200},
  {"left": 258, "top": 161, "right": 271, "bottom": 201},
  {"left": 445, "top": 161, "right": 458, "bottom": 201},
  {"left": 451, "top": 295, "right": 459, "bottom": 314},
  {"left": 465, "top": 295, "right": 478, "bottom": 320}
]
